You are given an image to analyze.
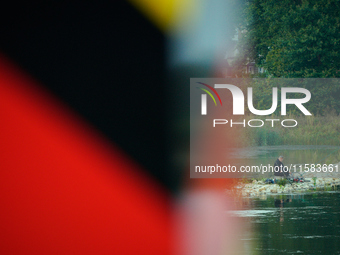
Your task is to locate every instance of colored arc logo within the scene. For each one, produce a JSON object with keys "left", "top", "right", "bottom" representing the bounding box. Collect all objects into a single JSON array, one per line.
[{"left": 196, "top": 82, "right": 222, "bottom": 106}]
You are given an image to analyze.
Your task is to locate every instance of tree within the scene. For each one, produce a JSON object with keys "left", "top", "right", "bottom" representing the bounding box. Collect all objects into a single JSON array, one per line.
[
  {"left": 235, "top": 0, "right": 340, "bottom": 78},
  {"left": 233, "top": 0, "right": 340, "bottom": 114}
]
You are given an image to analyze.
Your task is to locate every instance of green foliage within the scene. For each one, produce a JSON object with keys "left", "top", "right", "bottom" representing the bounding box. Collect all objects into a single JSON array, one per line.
[
  {"left": 246, "top": 79, "right": 340, "bottom": 116},
  {"left": 247, "top": 128, "right": 282, "bottom": 146},
  {"left": 239, "top": 114, "right": 340, "bottom": 146},
  {"left": 236, "top": 0, "right": 340, "bottom": 78},
  {"left": 224, "top": 78, "right": 340, "bottom": 116},
  {"left": 276, "top": 178, "right": 288, "bottom": 186},
  {"left": 260, "top": 178, "right": 267, "bottom": 182},
  {"left": 324, "top": 184, "right": 333, "bottom": 191},
  {"left": 312, "top": 177, "right": 317, "bottom": 186},
  {"left": 232, "top": 1, "right": 340, "bottom": 114}
]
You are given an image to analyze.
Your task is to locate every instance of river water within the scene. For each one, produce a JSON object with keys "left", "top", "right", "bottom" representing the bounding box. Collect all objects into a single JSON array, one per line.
[{"left": 232, "top": 192, "right": 340, "bottom": 254}]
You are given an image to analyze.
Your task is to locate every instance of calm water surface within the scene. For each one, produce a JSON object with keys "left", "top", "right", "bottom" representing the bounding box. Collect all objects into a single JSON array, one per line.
[{"left": 232, "top": 192, "right": 340, "bottom": 254}]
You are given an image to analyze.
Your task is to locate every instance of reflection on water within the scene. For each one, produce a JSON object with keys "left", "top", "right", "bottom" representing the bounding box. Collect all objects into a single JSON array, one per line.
[{"left": 232, "top": 192, "right": 340, "bottom": 254}]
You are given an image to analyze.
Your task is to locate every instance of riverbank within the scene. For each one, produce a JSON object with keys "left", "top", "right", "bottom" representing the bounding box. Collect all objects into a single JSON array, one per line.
[
  {"left": 233, "top": 177, "right": 340, "bottom": 197},
  {"left": 230, "top": 162, "right": 340, "bottom": 197}
]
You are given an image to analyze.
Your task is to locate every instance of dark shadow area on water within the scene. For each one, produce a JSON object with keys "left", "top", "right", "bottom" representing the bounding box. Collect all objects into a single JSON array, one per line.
[{"left": 233, "top": 192, "right": 340, "bottom": 254}]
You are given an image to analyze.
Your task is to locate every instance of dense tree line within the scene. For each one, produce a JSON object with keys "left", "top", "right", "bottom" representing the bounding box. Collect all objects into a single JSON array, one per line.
[{"left": 233, "top": 0, "right": 340, "bottom": 114}]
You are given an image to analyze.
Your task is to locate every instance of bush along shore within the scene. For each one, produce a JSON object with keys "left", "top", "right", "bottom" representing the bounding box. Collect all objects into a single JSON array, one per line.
[{"left": 232, "top": 177, "right": 340, "bottom": 197}]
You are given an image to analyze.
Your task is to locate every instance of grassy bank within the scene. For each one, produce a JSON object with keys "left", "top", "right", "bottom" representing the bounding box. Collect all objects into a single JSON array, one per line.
[{"left": 236, "top": 114, "right": 340, "bottom": 147}]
